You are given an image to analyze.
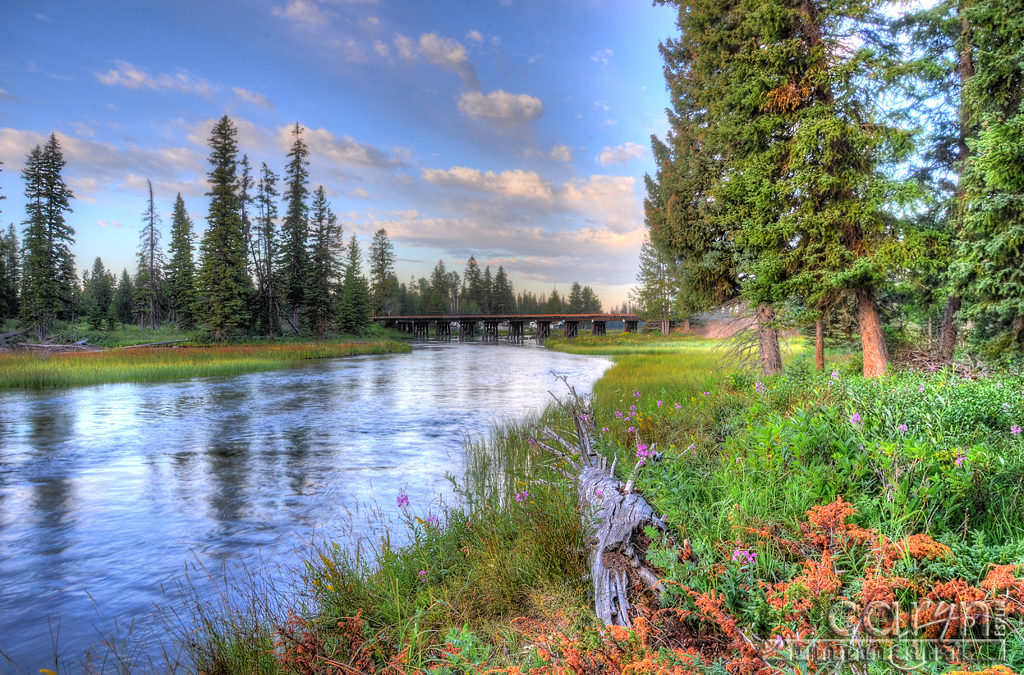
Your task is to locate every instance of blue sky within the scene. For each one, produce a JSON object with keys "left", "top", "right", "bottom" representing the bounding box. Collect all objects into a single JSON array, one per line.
[{"left": 0, "top": 0, "right": 677, "bottom": 308}]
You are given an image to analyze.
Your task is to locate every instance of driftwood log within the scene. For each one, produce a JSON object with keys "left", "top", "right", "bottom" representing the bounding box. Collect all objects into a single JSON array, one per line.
[{"left": 532, "top": 378, "right": 665, "bottom": 627}]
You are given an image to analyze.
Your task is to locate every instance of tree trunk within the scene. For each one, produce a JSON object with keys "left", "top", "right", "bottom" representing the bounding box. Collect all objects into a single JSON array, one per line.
[
  {"left": 815, "top": 318, "right": 825, "bottom": 371},
  {"left": 938, "top": 295, "right": 961, "bottom": 362},
  {"left": 684, "top": 318, "right": 691, "bottom": 333},
  {"left": 756, "top": 304, "right": 783, "bottom": 375},
  {"left": 857, "top": 287, "right": 888, "bottom": 378}
]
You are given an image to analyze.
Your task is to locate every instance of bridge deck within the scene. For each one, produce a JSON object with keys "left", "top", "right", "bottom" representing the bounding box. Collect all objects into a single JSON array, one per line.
[{"left": 373, "top": 313, "right": 640, "bottom": 322}]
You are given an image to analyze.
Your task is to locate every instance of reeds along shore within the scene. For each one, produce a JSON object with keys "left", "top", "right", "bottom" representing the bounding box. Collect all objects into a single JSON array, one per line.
[{"left": 0, "top": 341, "right": 411, "bottom": 389}]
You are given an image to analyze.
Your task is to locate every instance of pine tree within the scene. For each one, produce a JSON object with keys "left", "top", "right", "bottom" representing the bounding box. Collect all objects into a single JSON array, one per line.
[
  {"left": 651, "top": 0, "right": 908, "bottom": 376},
  {"left": 0, "top": 224, "right": 19, "bottom": 322},
  {"left": 112, "top": 269, "right": 135, "bottom": 326},
  {"left": 368, "top": 228, "right": 398, "bottom": 316},
  {"left": 463, "top": 255, "right": 484, "bottom": 314},
  {"left": 581, "top": 286, "right": 602, "bottom": 313},
  {"left": 195, "top": 115, "right": 251, "bottom": 339},
  {"left": 165, "top": 193, "right": 196, "bottom": 329},
  {"left": 338, "top": 235, "right": 371, "bottom": 334},
  {"left": 952, "top": 0, "right": 1024, "bottom": 353},
  {"left": 481, "top": 266, "right": 493, "bottom": 314},
  {"left": 567, "top": 282, "right": 584, "bottom": 313},
  {"left": 279, "top": 123, "right": 310, "bottom": 333},
  {"left": 252, "top": 162, "right": 280, "bottom": 336},
  {"left": 84, "top": 256, "right": 114, "bottom": 330},
  {"left": 630, "top": 238, "right": 681, "bottom": 335},
  {"left": 492, "top": 266, "right": 515, "bottom": 314},
  {"left": 544, "top": 289, "right": 564, "bottom": 314},
  {"left": 306, "top": 185, "right": 342, "bottom": 340},
  {"left": 136, "top": 179, "right": 163, "bottom": 330},
  {"left": 19, "top": 135, "right": 75, "bottom": 341},
  {"left": 427, "top": 260, "right": 448, "bottom": 314}
]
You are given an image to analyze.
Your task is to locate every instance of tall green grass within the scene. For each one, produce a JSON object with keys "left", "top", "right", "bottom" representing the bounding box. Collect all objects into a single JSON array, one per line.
[{"left": 0, "top": 341, "right": 410, "bottom": 389}]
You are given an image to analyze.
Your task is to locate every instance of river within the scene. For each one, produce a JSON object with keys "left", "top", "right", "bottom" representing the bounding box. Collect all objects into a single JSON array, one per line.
[{"left": 0, "top": 343, "right": 611, "bottom": 672}]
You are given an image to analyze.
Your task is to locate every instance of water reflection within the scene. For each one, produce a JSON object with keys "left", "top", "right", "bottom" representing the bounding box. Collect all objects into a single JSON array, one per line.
[{"left": 0, "top": 343, "right": 610, "bottom": 672}]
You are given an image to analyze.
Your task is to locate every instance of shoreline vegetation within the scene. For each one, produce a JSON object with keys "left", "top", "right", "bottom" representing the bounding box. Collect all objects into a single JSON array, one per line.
[
  {"left": 166, "top": 333, "right": 1024, "bottom": 674},
  {"left": 0, "top": 339, "right": 411, "bottom": 390}
]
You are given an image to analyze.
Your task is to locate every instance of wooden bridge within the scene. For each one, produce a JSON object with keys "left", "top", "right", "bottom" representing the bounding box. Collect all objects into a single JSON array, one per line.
[{"left": 373, "top": 313, "right": 642, "bottom": 345}]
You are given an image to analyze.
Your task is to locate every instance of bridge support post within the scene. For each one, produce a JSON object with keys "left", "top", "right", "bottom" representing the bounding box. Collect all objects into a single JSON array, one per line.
[
  {"left": 536, "top": 321, "right": 551, "bottom": 345},
  {"left": 564, "top": 321, "right": 579, "bottom": 339},
  {"left": 591, "top": 320, "right": 606, "bottom": 336},
  {"left": 434, "top": 321, "right": 451, "bottom": 341},
  {"left": 508, "top": 321, "right": 524, "bottom": 344},
  {"left": 459, "top": 320, "right": 475, "bottom": 341},
  {"left": 624, "top": 320, "right": 638, "bottom": 333},
  {"left": 415, "top": 321, "right": 430, "bottom": 340},
  {"left": 482, "top": 320, "right": 499, "bottom": 343}
]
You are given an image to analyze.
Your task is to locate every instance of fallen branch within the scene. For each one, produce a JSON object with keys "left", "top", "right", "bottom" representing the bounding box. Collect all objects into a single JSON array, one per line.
[
  {"left": 119, "top": 339, "right": 190, "bottom": 349},
  {"left": 542, "top": 375, "right": 666, "bottom": 627}
]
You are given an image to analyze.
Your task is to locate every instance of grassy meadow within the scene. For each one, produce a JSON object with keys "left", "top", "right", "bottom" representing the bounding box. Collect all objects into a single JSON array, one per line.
[
  {"left": 0, "top": 341, "right": 410, "bottom": 389},
  {"left": 61, "top": 331, "right": 1024, "bottom": 673}
]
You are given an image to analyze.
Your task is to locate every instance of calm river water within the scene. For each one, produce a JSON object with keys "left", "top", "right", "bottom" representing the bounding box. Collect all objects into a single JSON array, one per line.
[{"left": 0, "top": 343, "right": 611, "bottom": 672}]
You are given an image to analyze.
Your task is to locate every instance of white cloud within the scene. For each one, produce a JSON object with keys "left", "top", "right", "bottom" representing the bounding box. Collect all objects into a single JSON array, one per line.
[
  {"left": 394, "top": 34, "right": 416, "bottom": 60},
  {"left": 0, "top": 89, "right": 18, "bottom": 102},
  {"left": 466, "top": 30, "right": 483, "bottom": 44},
  {"left": 0, "top": 127, "right": 206, "bottom": 200},
  {"left": 95, "top": 60, "right": 218, "bottom": 97},
  {"left": 420, "top": 164, "right": 641, "bottom": 234},
  {"left": 232, "top": 87, "right": 273, "bottom": 109},
  {"left": 457, "top": 90, "right": 543, "bottom": 124},
  {"left": 272, "top": 0, "right": 329, "bottom": 26},
  {"left": 349, "top": 187, "right": 371, "bottom": 199},
  {"left": 597, "top": 142, "right": 645, "bottom": 167},
  {"left": 277, "top": 124, "right": 404, "bottom": 169},
  {"left": 362, "top": 16, "right": 380, "bottom": 35},
  {"left": 550, "top": 145, "right": 572, "bottom": 162},
  {"left": 344, "top": 40, "right": 368, "bottom": 62},
  {"left": 422, "top": 167, "right": 554, "bottom": 200},
  {"left": 374, "top": 40, "right": 390, "bottom": 57},
  {"left": 395, "top": 33, "right": 478, "bottom": 88},
  {"left": 591, "top": 48, "right": 614, "bottom": 66},
  {"left": 96, "top": 220, "right": 126, "bottom": 229}
]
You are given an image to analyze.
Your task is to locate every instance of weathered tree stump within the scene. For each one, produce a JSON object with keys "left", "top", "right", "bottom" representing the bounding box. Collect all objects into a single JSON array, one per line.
[{"left": 534, "top": 378, "right": 666, "bottom": 627}]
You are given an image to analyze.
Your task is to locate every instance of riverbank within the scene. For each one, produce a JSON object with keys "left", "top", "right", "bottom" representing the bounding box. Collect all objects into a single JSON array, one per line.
[
  {"left": 160, "top": 335, "right": 1024, "bottom": 672},
  {"left": 0, "top": 340, "right": 411, "bottom": 389}
]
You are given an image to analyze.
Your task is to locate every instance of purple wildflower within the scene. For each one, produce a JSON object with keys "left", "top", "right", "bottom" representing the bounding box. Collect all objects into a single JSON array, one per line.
[
  {"left": 657, "top": 400, "right": 663, "bottom": 408},
  {"left": 628, "top": 426, "right": 635, "bottom": 433},
  {"left": 1013, "top": 425, "right": 1022, "bottom": 436},
  {"left": 595, "top": 488, "right": 603, "bottom": 498},
  {"left": 633, "top": 390, "right": 640, "bottom": 398},
  {"left": 919, "top": 383, "right": 925, "bottom": 393},
  {"left": 850, "top": 412, "right": 862, "bottom": 425},
  {"left": 418, "top": 569, "right": 427, "bottom": 581},
  {"left": 397, "top": 491, "right": 409, "bottom": 509},
  {"left": 674, "top": 402, "right": 682, "bottom": 410},
  {"left": 732, "top": 549, "right": 756, "bottom": 565},
  {"left": 754, "top": 381, "right": 767, "bottom": 394},
  {"left": 955, "top": 456, "right": 966, "bottom": 467},
  {"left": 601, "top": 426, "right": 610, "bottom": 432},
  {"left": 425, "top": 514, "right": 439, "bottom": 528},
  {"left": 629, "top": 404, "right": 637, "bottom": 412},
  {"left": 636, "top": 442, "right": 652, "bottom": 458},
  {"left": 897, "top": 423, "right": 908, "bottom": 435},
  {"left": 515, "top": 489, "right": 534, "bottom": 503}
]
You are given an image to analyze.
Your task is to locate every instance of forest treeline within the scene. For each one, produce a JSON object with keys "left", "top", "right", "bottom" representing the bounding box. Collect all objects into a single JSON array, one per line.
[
  {"left": 0, "top": 119, "right": 605, "bottom": 342},
  {"left": 637, "top": 0, "right": 1024, "bottom": 376}
]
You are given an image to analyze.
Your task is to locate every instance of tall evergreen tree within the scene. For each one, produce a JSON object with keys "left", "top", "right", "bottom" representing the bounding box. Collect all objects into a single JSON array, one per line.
[
  {"left": 195, "top": 115, "right": 251, "bottom": 338},
  {"left": 427, "top": 260, "right": 448, "bottom": 314},
  {"left": 338, "top": 235, "right": 371, "bottom": 334},
  {"left": 481, "top": 266, "right": 494, "bottom": 314},
  {"left": 368, "top": 228, "right": 398, "bottom": 316},
  {"left": 136, "top": 178, "right": 163, "bottom": 329},
  {"left": 568, "top": 282, "right": 584, "bottom": 313},
  {"left": 252, "top": 162, "right": 280, "bottom": 336},
  {"left": 0, "top": 224, "right": 19, "bottom": 322},
  {"left": 492, "top": 266, "right": 515, "bottom": 314},
  {"left": 165, "top": 193, "right": 196, "bottom": 329},
  {"left": 279, "top": 123, "right": 311, "bottom": 333},
  {"left": 952, "top": 0, "right": 1024, "bottom": 353},
  {"left": 651, "top": 0, "right": 909, "bottom": 376},
  {"left": 19, "top": 134, "right": 75, "bottom": 340},
  {"left": 544, "top": 289, "right": 564, "bottom": 314},
  {"left": 580, "top": 286, "right": 602, "bottom": 313},
  {"left": 84, "top": 256, "right": 114, "bottom": 330},
  {"left": 630, "top": 237, "right": 681, "bottom": 335},
  {"left": 463, "top": 255, "right": 484, "bottom": 314},
  {"left": 112, "top": 268, "right": 135, "bottom": 326},
  {"left": 306, "top": 186, "right": 343, "bottom": 340}
]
